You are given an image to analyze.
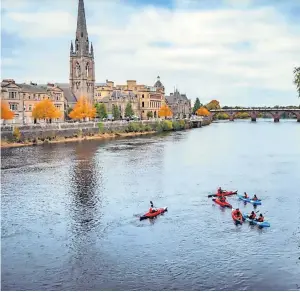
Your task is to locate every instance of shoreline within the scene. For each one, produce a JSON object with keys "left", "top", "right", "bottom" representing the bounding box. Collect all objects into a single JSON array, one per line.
[{"left": 0, "top": 131, "right": 157, "bottom": 149}]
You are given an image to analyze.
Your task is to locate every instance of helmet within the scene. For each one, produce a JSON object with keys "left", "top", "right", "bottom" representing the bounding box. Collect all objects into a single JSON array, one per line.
[
  {"left": 260, "top": 213, "right": 262, "bottom": 216},
  {"left": 251, "top": 211, "right": 255, "bottom": 214}
]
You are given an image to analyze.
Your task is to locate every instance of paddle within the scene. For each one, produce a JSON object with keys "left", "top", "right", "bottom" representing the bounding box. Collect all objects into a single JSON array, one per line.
[{"left": 207, "top": 189, "right": 237, "bottom": 198}]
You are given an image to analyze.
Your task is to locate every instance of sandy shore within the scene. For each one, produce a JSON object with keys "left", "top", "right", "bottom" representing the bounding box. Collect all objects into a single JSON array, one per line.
[{"left": 0, "top": 131, "right": 157, "bottom": 149}]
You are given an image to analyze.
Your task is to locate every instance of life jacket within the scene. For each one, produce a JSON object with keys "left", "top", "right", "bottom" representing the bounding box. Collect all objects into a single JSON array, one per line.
[
  {"left": 252, "top": 197, "right": 258, "bottom": 201},
  {"left": 257, "top": 216, "right": 264, "bottom": 222},
  {"left": 249, "top": 213, "right": 256, "bottom": 219},
  {"left": 244, "top": 194, "right": 248, "bottom": 198},
  {"left": 149, "top": 208, "right": 152, "bottom": 213}
]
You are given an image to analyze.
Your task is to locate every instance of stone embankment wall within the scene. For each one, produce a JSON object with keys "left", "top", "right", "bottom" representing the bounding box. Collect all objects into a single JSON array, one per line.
[{"left": 1, "top": 118, "right": 211, "bottom": 143}]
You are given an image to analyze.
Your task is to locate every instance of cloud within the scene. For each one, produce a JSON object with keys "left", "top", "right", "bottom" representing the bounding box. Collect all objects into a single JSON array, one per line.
[{"left": 1, "top": 0, "right": 300, "bottom": 106}]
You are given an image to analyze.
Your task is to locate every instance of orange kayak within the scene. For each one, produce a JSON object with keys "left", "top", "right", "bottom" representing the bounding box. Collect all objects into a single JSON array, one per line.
[
  {"left": 140, "top": 207, "right": 168, "bottom": 221},
  {"left": 213, "top": 198, "right": 232, "bottom": 208}
]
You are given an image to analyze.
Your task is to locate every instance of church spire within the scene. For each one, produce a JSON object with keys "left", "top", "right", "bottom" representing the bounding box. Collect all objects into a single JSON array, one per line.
[{"left": 76, "top": 0, "right": 87, "bottom": 39}]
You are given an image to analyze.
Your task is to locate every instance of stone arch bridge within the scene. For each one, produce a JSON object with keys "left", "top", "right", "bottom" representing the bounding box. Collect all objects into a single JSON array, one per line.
[{"left": 210, "top": 108, "right": 300, "bottom": 122}]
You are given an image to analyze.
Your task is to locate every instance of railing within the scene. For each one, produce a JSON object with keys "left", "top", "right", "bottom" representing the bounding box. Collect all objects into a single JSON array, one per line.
[{"left": 210, "top": 108, "right": 300, "bottom": 112}]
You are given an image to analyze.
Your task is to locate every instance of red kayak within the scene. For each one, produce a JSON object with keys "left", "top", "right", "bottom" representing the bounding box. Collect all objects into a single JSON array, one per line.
[
  {"left": 140, "top": 207, "right": 168, "bottom": 221},
  {"left": 216, "top": 190, "right": 237, "bottom": 197},
  {"left": 212, "top": 198, "right": 232, "bottom": 208},
  {"left": 231, "top": 209, "right": 243, "bottom": 224}
]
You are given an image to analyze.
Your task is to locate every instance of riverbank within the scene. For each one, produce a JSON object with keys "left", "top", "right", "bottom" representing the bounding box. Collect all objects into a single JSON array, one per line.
[
  {"left": 0, "top": 131, "right": 157, "bottom": 148},
  {"left": 1, "top": 119, "right": 210, "bottom": 149}
]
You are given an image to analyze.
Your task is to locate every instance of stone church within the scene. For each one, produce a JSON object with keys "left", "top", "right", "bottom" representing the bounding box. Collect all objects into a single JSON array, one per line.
[{"left": 57, "top": 0, "right": 95, "bottom": 108}]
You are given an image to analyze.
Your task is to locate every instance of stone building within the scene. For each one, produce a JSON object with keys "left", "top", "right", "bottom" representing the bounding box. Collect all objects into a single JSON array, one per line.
[
  {"left": 95, "top": 76, "right": 166, "bottom": 119},
  {"left": 165, "top": 89, "right": 191, "bottom": 118},
  {"left": 1, "top": 79, "right": 65, "bottom": 124},
  {"left": 69, "top": 0, "right": 95, "bottom": 103}
]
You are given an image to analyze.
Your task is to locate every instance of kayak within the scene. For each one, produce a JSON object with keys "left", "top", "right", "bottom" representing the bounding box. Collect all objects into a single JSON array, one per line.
[
  {"left": 212, "top": 198, "right": 232, "bottom": 208},
  {"left": 208, "top": 190, "right": 238, "bottom": 198},
  {"left": 237, "top": 194, "right": 262, "bottom": 205},
  {"left": 140, "top": 207, "right": 168, "bottom": 221},
  {"left": 242, "top": 213, "right": 270, "bottom": 228},
  {"left": 231, "top": 209, "right": 243, "bottom": 224}
]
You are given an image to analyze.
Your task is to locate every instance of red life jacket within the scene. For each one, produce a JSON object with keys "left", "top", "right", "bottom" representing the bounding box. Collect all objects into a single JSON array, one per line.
[{"left": 257, "top": 216, "right": 264, "bottom": 222}]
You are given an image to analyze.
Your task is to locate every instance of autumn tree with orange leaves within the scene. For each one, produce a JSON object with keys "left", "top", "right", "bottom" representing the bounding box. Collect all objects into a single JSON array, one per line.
[
  {"left": 0, "top": 101, "right": 14, "bottom": 120},
  {"left": 205, "top": 100, "right": 221, "bottom": 110},
  {"left": 158, "top": 104, "right": 173, "bottom": 118},
  {"left": 69, "top": 96, "right": 96, "bottom": 120},
  {"left": 196, "top": 106, "right": 210, "bottom": 116},
  {"left": 32, "top": 99, "right": 62, "bottom": 122}
]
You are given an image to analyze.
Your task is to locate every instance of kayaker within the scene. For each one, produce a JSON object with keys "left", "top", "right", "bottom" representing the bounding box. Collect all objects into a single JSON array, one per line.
[
  {"left": 256, "top": 213, "right": 264, "bottom": 222},
  {"left": 234, "top": 208, "right": 243, "bottom": 221},
  {"left": 252, "top": 194, "right": 258, "bottom": 201},
  {"left": 248, "top": 211, "right": 256, "bottom": 219},
  {"left": 217, "top": 187, "right": 222, "bottom": 194},
  {"left": 243, "top": 192, "right": 248, "bottom": 198},
  {"left": 219, "top": 195, "right": 226, "bottom": 202},
  {"left": 149, "top": 201, "right": 157, "bottom": 213}
]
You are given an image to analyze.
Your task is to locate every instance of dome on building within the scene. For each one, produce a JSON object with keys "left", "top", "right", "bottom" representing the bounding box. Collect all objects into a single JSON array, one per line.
[{"left": 154, "top": 76, "right": 164, "bottom": 88}]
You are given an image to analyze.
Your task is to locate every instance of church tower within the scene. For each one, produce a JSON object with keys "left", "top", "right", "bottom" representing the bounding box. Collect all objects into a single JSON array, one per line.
[{"left": 69, "top": 0, "right": 95, "bottom": 103}]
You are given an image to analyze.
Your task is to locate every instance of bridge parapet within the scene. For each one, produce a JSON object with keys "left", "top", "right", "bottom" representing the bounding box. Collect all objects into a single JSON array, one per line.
[{"left": 209, "top": 108, "right": 300, "bottom": 122}]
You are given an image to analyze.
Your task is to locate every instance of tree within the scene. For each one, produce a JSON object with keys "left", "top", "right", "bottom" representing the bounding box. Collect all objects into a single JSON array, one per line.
[
  {"left": 193, "top": 97, "right": 202, "bottom": 114},
  {"left": 147, "top": 111, "right": 153, "bottom": 119},
  {"left": 0, "top": 101, "right": 14, "bottom": 120},
  {"left": 196, "top": 107, "right": 210, "bottom": 116},
  {"left": 112, "top": 104, "right": 121, "bottom": 120},
  {"left": 125, "top": 102, "right": 134, "bottom": 117},
  {"left": 294, "top": 67, "right": 300, "bottom": 98},
  {"left": 32, "top": 98, "right": 62, "bottom": 122},
  {"left": 69, "top": 96, "right": 96, "bottom": 120},
  {"left": 158, "top": 104, "right": 173, "bottom": 118},
  {"left": 205, "top": 100, "right": 221, "bottom": 110},
  {"left": 95, "top": 103, "right": 108, "bottom": 119}
]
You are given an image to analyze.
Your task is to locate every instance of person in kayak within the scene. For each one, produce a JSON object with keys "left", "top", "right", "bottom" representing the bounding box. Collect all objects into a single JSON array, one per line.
[
  {"left": 251, "top": 194, "right": 258, "bottom": 201},
  {"left": 234, "top": 208, "right": 243, "bottom": 221},
  {"left": 219, "top": 195, "right": 226, "bottom": 202},
  {"left": 256, "top": 213, "right": 264, "bottom": 222},
  {"left": 149, "top": 201, "right": 157, "bottom": 213},
  {"left": 243, "top": 192, "right": 248, "bottom": 198},
  {"left": 248, "top": 211, "right": 256, "bottom": 219}
]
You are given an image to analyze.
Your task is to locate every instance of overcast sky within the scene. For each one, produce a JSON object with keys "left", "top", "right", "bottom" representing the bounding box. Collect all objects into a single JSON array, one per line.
[{"left": 1, "top": 0, "right": 300, "bottom": 106}]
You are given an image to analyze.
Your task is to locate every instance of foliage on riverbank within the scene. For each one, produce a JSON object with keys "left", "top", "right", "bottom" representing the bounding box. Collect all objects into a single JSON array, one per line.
[{"left": 124, "top": 120, "right": 186, "bottom": 133}]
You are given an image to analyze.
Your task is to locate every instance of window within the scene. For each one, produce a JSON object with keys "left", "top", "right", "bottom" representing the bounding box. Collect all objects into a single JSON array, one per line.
[
  {"left": 29, "top": 105, "right": 32, "bottom": 111},
  {"left": 56, "top": 94, "right": 60, "bottom": 101},
  {"left": 142, "top": 94, "right": 144, "bottom": 98},
  {"left": 9, "top": 104, "right": 18, "bottom": 111},
  {"left": 8, "top": 92, "right": 17, "bottom": 99},
  {"left": 142, "top": 102, "right": 144, "bottom": 108}
]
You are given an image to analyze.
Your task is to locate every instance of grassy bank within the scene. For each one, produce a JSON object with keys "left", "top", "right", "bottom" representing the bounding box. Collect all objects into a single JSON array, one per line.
[{"left": 1, "top": 120, "right": 190, "bottom": 149}]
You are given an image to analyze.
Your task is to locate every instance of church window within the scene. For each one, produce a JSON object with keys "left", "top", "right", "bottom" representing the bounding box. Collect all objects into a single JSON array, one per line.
[
  {"left": 75, "top": 62, "right": 81, "bottom": 77},
  {"left": 142, "top": 102, "right": 144, "bottom": 108},
  {"left": 86, "top": 63, "right": 89, "bottom": 77}
]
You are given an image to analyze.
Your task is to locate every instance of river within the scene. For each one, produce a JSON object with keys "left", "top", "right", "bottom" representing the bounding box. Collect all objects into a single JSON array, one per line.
[{"left": 1, "top": 119, "right": 300, "bottom": 291}]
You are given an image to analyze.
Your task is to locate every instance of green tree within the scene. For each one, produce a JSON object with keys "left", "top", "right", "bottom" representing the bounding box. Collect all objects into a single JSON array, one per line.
[
  {"left": 192, "top": 97, "right": 202, "bottom": 114},
  {"left": 95, "top": 103, "right": 108, "bottom": 119},
  {"left": 147, "top": 111, "right": 153, "bottom": 119},
  {"left": 112, "top": 105, "right": 121, "bottom": 120},
  {"left": 125, "top": 102, "right": 134, "bottom": 117},
  {"left": 294, "top": 67, "right": 300, "bottom": 98}
]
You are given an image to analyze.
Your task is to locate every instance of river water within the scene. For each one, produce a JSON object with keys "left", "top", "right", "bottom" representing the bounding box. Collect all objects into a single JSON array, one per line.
[{"left": 1, "top": 120, "right": 300, "bottom": 291}]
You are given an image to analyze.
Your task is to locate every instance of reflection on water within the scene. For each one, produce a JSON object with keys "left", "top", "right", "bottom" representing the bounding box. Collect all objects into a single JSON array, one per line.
[{"left": 1, "top": 121, "right": 300, "bottom": 291}]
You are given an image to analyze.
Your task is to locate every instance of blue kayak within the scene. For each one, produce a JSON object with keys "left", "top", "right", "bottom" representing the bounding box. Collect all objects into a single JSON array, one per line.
[
  {"left": 242, "top": 213, "right": 270, "bottom": 228},
  {"left": 237, "top": 194, "right": 262, "bottom": 205}
]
